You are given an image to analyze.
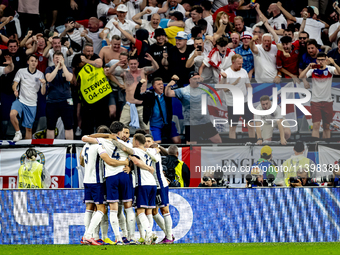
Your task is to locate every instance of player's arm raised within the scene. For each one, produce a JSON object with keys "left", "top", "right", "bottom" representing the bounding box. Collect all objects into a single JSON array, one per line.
[
  {"left": 129, "top": 155, "right": 155, "bottom": 174},
  {"left": 82, "top": 135, "right": 99, "bottom": 144}
]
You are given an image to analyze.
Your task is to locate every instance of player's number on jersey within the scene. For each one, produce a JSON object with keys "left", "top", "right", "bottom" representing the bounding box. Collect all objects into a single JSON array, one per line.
[
  {"left": 144, "top": 154, "right": 152, "bottom": 166},
  {"left": 112, "top": 147, "right": 120, "bottom": 160},
  {"left": 84, "top": 147, "right": 89, "bottom": 164}
]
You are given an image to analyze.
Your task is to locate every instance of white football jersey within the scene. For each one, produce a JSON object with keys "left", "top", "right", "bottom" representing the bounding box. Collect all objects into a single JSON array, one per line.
[
  {"left": 147, "top": 148, "right": 168, "bottom": 188},
  {"left": 81, "top": 143, "right": 104, "bottom": 184},
  {"left": 133, "top": 148, "right": 157, "bottom": 187},
  {"left": 97, "top": 138, "right": 130, "bottom": 178}
]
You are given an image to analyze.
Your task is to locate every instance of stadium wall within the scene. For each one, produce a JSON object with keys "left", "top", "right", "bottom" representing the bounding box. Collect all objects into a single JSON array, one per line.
[{"left": 1, "top": 188, "right": 340, "bottom": 244}]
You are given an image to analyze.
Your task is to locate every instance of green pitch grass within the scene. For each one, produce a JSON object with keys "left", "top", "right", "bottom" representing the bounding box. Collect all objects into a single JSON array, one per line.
[{"left": 1, "top": 242, "right": 340, "bottom": 255}]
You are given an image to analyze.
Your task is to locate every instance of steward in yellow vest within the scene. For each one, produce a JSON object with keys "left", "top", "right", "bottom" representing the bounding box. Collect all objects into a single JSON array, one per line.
[{"left": 18, "top": 148, "right": 51, "bottom": 189}]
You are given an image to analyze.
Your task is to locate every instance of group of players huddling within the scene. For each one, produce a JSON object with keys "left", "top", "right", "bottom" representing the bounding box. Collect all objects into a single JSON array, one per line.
[{"left": 79, "top": 121, "right": 174, "bottom": 245}]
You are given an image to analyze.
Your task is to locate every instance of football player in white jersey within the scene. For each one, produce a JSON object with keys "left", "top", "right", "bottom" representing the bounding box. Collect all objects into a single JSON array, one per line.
[
  {"left": 80, "top": 125, "right": 129, "bottom": 245},
  {"left": 82, "top": 121, "right": 152, "bottom": 245},
  {"left": 145, "top": 134, "right": 174, "bottom": 244},
  {"left": 129, "top": 133, "right": 158, "bottom": 245}
]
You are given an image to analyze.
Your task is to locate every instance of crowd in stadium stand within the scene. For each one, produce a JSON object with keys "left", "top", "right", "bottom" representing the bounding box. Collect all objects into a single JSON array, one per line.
[{"left": 1, "top": 0, "right": 340, "bottom": 144}]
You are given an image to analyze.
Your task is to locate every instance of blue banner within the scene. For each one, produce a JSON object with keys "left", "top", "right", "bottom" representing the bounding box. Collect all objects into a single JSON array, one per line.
[{"left": 1, "top": 188, "right": 340, "bottom": 244}]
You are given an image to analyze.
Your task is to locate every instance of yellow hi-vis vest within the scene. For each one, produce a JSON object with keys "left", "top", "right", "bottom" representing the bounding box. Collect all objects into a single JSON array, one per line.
[
  {"left": 175, "top": 160, "right": 185, "bottom": 187},
  {"left": 18, "top": 162, "right": 43, "bottom": 189},
  {"left": 78, "top": 64, "right": 112, "bottom": 104}
]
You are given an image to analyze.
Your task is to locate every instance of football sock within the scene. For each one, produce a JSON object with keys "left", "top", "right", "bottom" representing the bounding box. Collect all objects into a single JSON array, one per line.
[
  {"left": 146, "top": 214, "right": 154, "bottom": 230},
  {"left": 85, "top": 210, "right": 104, "bottom": 239},
  {"left": 138, "top": 213, "right": 151, "bottom": 239},
  {"left": 163, "top": 213, "right": 173, "bottom": 240},
  {"left": 118, "top": 208, "right": 128, "bottom": 238},
  {"left": 100, "top": 213, "right": 109, "bottom": 240},
  {"left": 84, "top": 210, "right": 93, "bottom": 235},
  {"left": 153, "top": 213, "right": 166, "bottom": 235},
  {"left": 110, "top": 210, "right": 122, "bottom": 242},
  {"left": 125, "top": 207, "right": 136, "bottom": 240}
]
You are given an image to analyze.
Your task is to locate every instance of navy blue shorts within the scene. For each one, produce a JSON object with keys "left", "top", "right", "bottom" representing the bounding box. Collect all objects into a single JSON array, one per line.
[
  {"left": 84, "top": 183, "right": 105, "bottom": 204},
  {"left": 135, "top": 185, "right": 157, "bottom": 209},
  {"left": 46, "top": 100, "right": 73, "bottom": 130},
  {"left": 106, "top": 172, "right": 133, "bottom": 203},
  {"left": 156, "top": 186, "right": 169, "bottom": 208},
  {"left": 150, "top": 122, "right": 179, "bottom": 142}
]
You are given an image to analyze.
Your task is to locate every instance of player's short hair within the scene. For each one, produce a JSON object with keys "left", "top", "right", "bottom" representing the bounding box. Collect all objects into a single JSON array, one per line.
[
  {"left": 317, "top": 52, "right": 327, "bottom": 59},
  {"left": 231, "top": 54, "right": 242, "bottom": 62},
  {"left": 110, "top": 121, "right": 124, "bottom": 134},
  {"left": 145, "top": 134, "right": 154, "bottom": 141},
  {"left": 197, "top": 19, "right": 207, "bottom": 30},
  {"left": 262, "top": 33, "right": 272, "bottom": 40},
  {"left": 299, "top": 31, "right": 309, "bottom": 38},
  {"left": 97, "top": 125, "right": 111, "bottom": 134},
  {"left": 134, "top": 133, "right": 146, "bottom": 145},
  {"left": 120, "top": 52, "right": 129, "bottom": 57},
  {"left": 152, "top": 77, "right": 163, "bottom": 86},
  {"left": 123, "top": 125, "right": 130, "bottom": 130},
  {"left": 306, "top": 39, "right": 318, "bottom": 47},
  {"left": 27, "top": 54, "right": 38, "bottom": 61},
  {"left": 191, "top": 26, "right": 203, "bottom": 38},
  {"left": 234, "top": 16, "right": 244, "bottom": 22},
  {"left": 191, "top": 5, "right": 203, "bottom": 14},
  {"left": 84, "top": 43, "right": 93, "bottom": 48},
  {"left": 112, "top": 35, "right": 121, "bottom": 41},
  {"left": 53, "top": 50, "right": 64, "bottom": 58},
  {"left": 168, "top": 145, "right": 178, "bottom": 156},
  {"left": 260, "top": 95, "right": 270, "bottom": 102},
  {"left": 7, "top": 39, "right": 18, "bottom": 46},
  {"left": 216, "top": 37, "right": 229, "bottom": 47},
  {"left": 135, "top": 129, "right": 147, "bottom": 135}
]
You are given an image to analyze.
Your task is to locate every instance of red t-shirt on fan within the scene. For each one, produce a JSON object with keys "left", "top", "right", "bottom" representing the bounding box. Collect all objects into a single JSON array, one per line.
[{"left": 276, "top": 40, "right": 300, "bottom": 77}]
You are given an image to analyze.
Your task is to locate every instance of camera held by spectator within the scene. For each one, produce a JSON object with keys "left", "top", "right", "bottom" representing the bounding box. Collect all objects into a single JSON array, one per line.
[
  {"left": 246, "top": 167, "right": 275, "bottom": 188},
  {"left": 289, "top": 168, "right": 318, "bottom": 187},
  {"left": 198, "top": 176, "right": 218, "bottom": 187}
]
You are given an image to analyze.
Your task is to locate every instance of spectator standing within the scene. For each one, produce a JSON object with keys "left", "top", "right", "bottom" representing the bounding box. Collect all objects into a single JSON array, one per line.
[
  {"left": 300, "top": 53, "right": 340, "bottom": 139},
  {"left": 10, "top": 55, "right": 46, "bottom": 141},
  {"left": 227, "top": 32, "right": 241, "bottom": 49},
  {"left": 298, "top": 39, "right": 320, "bottom": 72},
  {"left": 201, "top": 1, "right": 213, "bottom": 27},
  {"left": 276, "top": 36, "right": 300, "bottom": 81},
  {"left": 0, "top": 39, "right": 28, "bottom": 124},
  {"left": 186, "top": 37, "right": 205, "bottom": 73},
  {"left": 200, "top": 37, "right": 235, "bottom": 83},
  {"left": 184, "top": 6, "right": 213, "bottom": 37},
  {"left": 47, "top": 36, "right": 73, "bottom": 67},
  {"left": 87, "top": 17, "right": 104, "bottom": 55},
  {"left": 255, "top": 95, "right": 291, "bottom": 145},
  {"left": 220, "top": 54, "right": 255, "bottom": 139},
  {"left": 233, "top": 16, "right": 253, "bottom": 34},
  {"left": 149, "top": 28, "right": 174, "bottom": 83},
  {"left": 163, "top": 11, "right": 185, "bottom": 46},
  {"left": 17, "top": 0, "right": 43, "bottom": 36},
  {"left": 163, "top": 0, "right": 186, "bottom": 18},
  {"left": 132, "top": 11, "right": 162, "bottom": 45},
  {"left": 276, "top": 2, "right": 328, "bottom": 45},
  {"left": 235, "top": 31, "right": 254, "bottom": 78},
  {"left": 134, "top": 76, "right": 181, "bottom": 143},
  {"left": 163, "top": 31, "right": 194, "bottom": 87},
  {"left": 165, "top": 71, "right": 222, "bottom": 144},
  {"left": 97, "top": 0, "right": 117, "bottom": 20},
  {"left": 45, "top": 51, "right": 74, "bottom": 140}
]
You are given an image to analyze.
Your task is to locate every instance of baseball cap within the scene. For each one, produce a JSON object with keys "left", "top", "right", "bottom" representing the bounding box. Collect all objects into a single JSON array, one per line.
[
  {"left": 294, "top": 141, "right": 305, "bottom": 153},
  {"left": 169, "top": 11, "right": 184, "bottom": 21},
  {"left": 188, "top": 71, "right": 199, "bottom": 79},
  {"left": 240, "top": 31, "right": 252, "bottom": 40},
  {"left": 154, "top": 28, "right": 166, "bottom": 38},
  {"left": 261, "top": 145, "right": 272, "bottom": 156},
  {"left": 117, "top": 4, "right": 128, "bottom": 12},
  {"left": 311, "top": 6, "right": 319, "bottom": 16},
  {"left": 175, "top": 31, "right": 188, "bottom": 40}
]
